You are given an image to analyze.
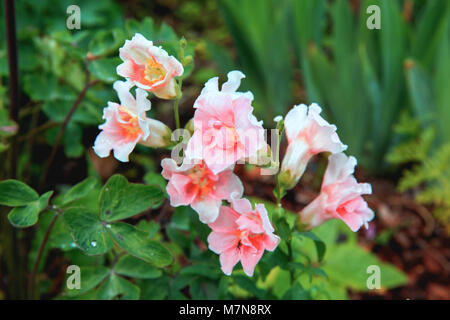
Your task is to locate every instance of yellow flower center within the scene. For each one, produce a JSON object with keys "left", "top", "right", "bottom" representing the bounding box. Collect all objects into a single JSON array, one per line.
[{"left": 144, "top": 57, "right": 166, "bottom": 85}]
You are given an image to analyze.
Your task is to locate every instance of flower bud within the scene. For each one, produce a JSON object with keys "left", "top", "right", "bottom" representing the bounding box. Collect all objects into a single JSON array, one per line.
[{"left": 140, "top": 119, "right": 172, "bottom": 148}]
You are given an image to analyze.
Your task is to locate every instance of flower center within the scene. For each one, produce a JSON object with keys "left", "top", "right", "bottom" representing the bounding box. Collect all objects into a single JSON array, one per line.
[
  {"left": 223, "top": 126, "right": 240, "bottom": 149},
  {"left": 188, "top": 163, "right": 216, "bottom": 198},
  {"left": 144, "top": 57, "right": 166, "bottom": 85},
  {"left": 118, "top": 106, "right": 143, "bottom": 140}
]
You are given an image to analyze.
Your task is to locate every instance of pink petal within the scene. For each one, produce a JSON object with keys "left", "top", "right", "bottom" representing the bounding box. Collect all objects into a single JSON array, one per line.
[
  {"left": 322, "top": 153, "right": 357, "bottom": 187},
  {"left": 263, "top": 233, "right": 280, "bottom": 252},
  {"left": 220, "top": 247, "right": 240, "bottom": 276},
  {"left": 191, "top": 197, "right": 222, "bottom": 223},
  {"left": 208, "top": 206, "right": 239, "bottom": 232},
  {"left": 213, "top": 169, "right": 244, "bottom": 200},
  {"left": 166, "top": 173, "right": 197, "bottom": 206},
  {"left": 207, "top": 231, "right": 239, "bottom": 254},
  {"left": 231, "top": 197, "right": 253, "bottom": 215},
  {"left": 239, "top": 245, "right": 264, "bottom": 277},
  {"left": 236, "top": 214, "right": 264, "bottom": 234}
]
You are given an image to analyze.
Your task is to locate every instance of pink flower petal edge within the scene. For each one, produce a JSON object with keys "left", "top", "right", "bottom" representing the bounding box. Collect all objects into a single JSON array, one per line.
[
  {"left": 185, "top": 71, "right": 266, "bottom": 175},
  {"left": 93, "top": 80, "right": 170, "bottom": 162},
  {"left": 300, "top": 153, "right": 374, "bottom": 232},
  {"left": 281, "top": 103, "right": 347, "bottom": 189},
  {"left": 207, "top": 198, "right": 280, "bottom": 276},
  {"left": 117, "top": 33, "right": 183, "bottom": 99},
  {"left": 161, "top": 158, "right": 244, "bottom": 223}
]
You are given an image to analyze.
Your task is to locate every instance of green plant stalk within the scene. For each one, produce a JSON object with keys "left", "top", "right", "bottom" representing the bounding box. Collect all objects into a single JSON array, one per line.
[
  {"left": 173, "top": 37, "right": 186, "bottom": 131},
  {"left": 272, "top": 123, "right": 296, "bottom": 284},
  {"left": 173, "top": 78, "right": 183, "bottom": 130}
]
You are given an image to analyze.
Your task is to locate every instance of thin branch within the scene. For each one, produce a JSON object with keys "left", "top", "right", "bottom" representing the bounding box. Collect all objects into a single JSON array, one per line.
[
  {"left": 28, "top": 212, "right": 59, "bottom": 299},
  {"left": 18, "top": 120, "right": 59, "bottom": 143},
  {"left": 39, "top": 69, "right": 99, "bottom": 191},
  {"left": 4, "top": 0, "right": 19, "bottom": 178},
  {"left": 3, "top": 0, "right": 26, "bottom": 299}
]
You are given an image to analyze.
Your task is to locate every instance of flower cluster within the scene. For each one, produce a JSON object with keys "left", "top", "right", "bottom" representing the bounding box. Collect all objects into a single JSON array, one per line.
[
  {"left": 93, "top": 33, "right": 179, "bottom": 161},
  {"left": 93, "top": 33, "right": 374, "bottom": 277}
]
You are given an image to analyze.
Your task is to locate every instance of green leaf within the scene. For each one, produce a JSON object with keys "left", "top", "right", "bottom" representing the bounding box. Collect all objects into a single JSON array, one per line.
[
  {"left": 405, "top": 60, "right": 436, "bottom": 127},
  {"left": 107, "top": 222, "right": 172, "bottom": 267},
  {"left": 322, "top": 244, "right": 408, "bottom": 290},
  {"left": 62, "top": 122, "right": 83, "bottom": 158},
  {"left": 297, "top": 231, "right": 326, "bottom": 262},
  {"left": 63, "top": 177, "right": 98, "bottom": 205},
  {"left": 7, "top": 191, "right": 53, "bottom": 228},
  {"left": 232, "top": 275, "right": 271, "bottom": 300},
  {"left": 88, "top": 57, "right": 121, "bottom": 83},
  {"left": 88, "top": 29, "right": 125, "bottom": 57},
  {"left": 179, "top": 264, "right": 221, "bottom": 280},
  {"left": 143, "top": 172, "right": 167, "bottom": 192},
  {"left": 22, "top": 73, "right": 59, "bottom": 101},
  {"left": 282, "top": 283, "right": 310, "bottom": 300},
  {"left": 65, "top": 266, "right": 109, "bottom": 297},
  {"left": 0, "top": 179, "right": 39, "bottom": 206},
  {"left": 99, "top": 174, "right": 165, "bottom": 222},
  {"left": 125, "top": 17, "right": 156, "bottom": 40},
  {"left": 139, "top": 276, "right": 170, "bottom": 300},
  {"left": 170, "top": 206, "right": 191, "bottom": 231},
  {"left": 63, "top": 207, "right": 112, "bottom": 255},
  {"left": 114, "top": 255, "right": 162, "bottom": 279},
  {"left": 274, "top": 218, "right": 291, "bottom": 241},
  {"left": 97, "top": 274, "right": 140, "bottom": 300}
]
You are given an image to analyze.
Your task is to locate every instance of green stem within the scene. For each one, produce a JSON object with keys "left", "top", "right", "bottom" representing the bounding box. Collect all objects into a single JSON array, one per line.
[
  {"left": 173, "top": 96, "right": 181, "bottom": 130},
  {"left": 174, "top": 77, "right": 183, "bottom": 130},
  {"left": 274, "top": 124, "right": 284, "bottom": 215},
  {"left": 272, "top": 122, "right": 296, "bottom": 283}
]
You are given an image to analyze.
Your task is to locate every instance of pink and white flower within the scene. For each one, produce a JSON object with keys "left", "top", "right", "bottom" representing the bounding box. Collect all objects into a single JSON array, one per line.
[
  {"left": 117, "top": 33, "right": 184, "bottom": 99},
  {"left": 280, "top": 103, "right": 347, "bottom": 189},
  {"left": 93, "top": 80, "right": 171, "bottom": 162},
  {"left": 161, "top": 158, "right": 244, "bottom": 223},
  {"left": 207, "top": 197, "right": 280, "bottom": 276},
  {"left": 300, "top": 153, "right": 374, "bottom": 232},
  {"left": 184, "top": 71, "right": 266, "bottom": 175}
]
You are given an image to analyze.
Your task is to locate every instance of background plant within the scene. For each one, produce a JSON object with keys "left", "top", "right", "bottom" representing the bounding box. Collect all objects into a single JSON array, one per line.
[{"left": 213, "top": 0, "right": 450, "bottom": 174}]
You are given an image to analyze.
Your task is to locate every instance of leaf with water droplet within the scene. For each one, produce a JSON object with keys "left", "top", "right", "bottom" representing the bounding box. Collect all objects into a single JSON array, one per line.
[
  {"left": 63, "top": 207, "right": 112, "bottom": 255},
  {"left": 106, "top": 222, "right": 172, "bottom": 267}
]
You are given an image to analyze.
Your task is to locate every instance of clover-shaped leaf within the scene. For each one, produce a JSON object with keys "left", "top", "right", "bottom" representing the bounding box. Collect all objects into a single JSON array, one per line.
[
  {"left": 7, "top": 191, "right": 53, "bottom": 228},
  {"left": 99, "top": 174, "right": 165, "bottom": 222},
  {"left": 63, "top": 207, "right": 112, "bottom": 255},
  {"left": 107, "top": 222, "right": 172, "bottom": 267}
]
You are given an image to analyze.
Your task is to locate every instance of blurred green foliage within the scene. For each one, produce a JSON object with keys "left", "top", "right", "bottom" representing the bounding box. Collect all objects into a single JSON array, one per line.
[{"left": 214, "top": 0, "right": 450, "bottom": 173}]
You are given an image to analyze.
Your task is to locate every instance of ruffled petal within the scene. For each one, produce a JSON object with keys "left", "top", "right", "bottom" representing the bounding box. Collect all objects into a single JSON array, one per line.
[
  {"left": 207, "top": 231, "right": 239, "bottom": 254},
  {"left": 219, "top": 247, "right": 240, "bottom": 276}
]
